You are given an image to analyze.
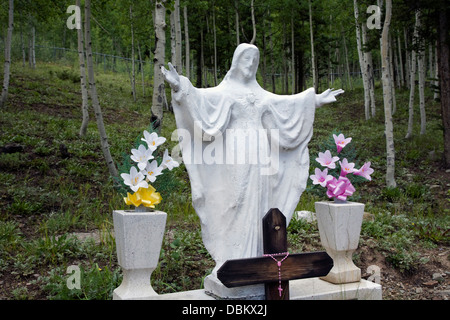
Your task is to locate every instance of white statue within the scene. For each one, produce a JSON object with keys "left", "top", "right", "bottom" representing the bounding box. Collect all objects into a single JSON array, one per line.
[{"left": 162, "top": 43, "right": 343, "bottom": 295}]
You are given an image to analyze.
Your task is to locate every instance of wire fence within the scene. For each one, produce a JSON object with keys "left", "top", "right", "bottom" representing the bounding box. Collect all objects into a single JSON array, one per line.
[{"left": 2, "top": 39, "right": 368, "bottom": 93}]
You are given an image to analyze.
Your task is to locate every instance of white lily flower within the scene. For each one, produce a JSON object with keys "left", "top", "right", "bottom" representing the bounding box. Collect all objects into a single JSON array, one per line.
[
  {"left": 162, "top": 149, "right": 179, "bottom": 170},
  {"left": 142, "top": 130, "right": 166, "bottom": 152},
  {"left": 130, "top": 144, "right": 154, "bottom": 171},
  {"left": 143, "top": 160, "right": 163, "bottom": 183},
  {"left": 121, "top": 166, "right": 148, "bottom": 192}
]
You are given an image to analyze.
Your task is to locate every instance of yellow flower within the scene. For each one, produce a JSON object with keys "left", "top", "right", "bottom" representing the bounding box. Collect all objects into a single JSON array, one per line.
[{"left": 124, "top": 185, "right": 162, "bottom": 208}]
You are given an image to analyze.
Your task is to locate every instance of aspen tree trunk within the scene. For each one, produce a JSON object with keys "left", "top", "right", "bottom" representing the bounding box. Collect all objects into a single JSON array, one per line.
[
  {"left": 381, "top": 0, "right": 396, "bottom": 188},
  {"left": 291, "top": 16, "right": 295, "bottom": 94},
  {"left": 170, "top": 10, "right": 176, "bottom": 70},
  {"left": 406, "top": 12, "right": 419, "bottom": 139},
  {"left": 434, "top": 44, "right": 439, "bottom": 101},
  {"left": 362, "top": 22, "right": 376, "bottom": 117},
  {"left": 342, "top": 30, "right": 353, "bottom": 90},
  {"left": 137, "top": 42, "right": 145, "bottom": 97},
  {"left": 184, "top": 5, "right": 190, "bottom": 79},
  {"left": 235, "top": 0, "right": 240, "bottom": 46},
  {"left": 77, "top": 0, "right": 89, "bottom": 137},
  {"left": 1, "top": 0, "right": 14, "bottom": 108},
  {"left": 84, "top": 0, "right": 118, "bottom": 178},
  {"left": 404, "top": 28, "right": 411, "bottom": 89},
  {"left": 152, "top": 0, "right": 166, "bottom": 127},
  {"left": 269, "top": 22, "right": 276, "bottom": 93},
  {"left": 130, "top": 5, "right": 136, "bottom": 102},
  {"left": 175, "top": 0, "right": 182, "bottom": 74},
  {"left": 389, "top": 33, "right": 397, "bottom": 114},
  {"left": 213, "top": 3, "right": 218, "bottom": 86},
  {"left": 417, "top": 11, "right": 426, "bottom": 135},
  {"left": 354, "top": 0, "right": 370, "bottom": 120},
  {"left": 309, "top": 0, "right": 317, "bottom": 92},
  {"left": 250, "top": 0, "right": 256, "bottom": 45},
  {"left": 397, "top": 35, "right": 404, "bottom": 87}
]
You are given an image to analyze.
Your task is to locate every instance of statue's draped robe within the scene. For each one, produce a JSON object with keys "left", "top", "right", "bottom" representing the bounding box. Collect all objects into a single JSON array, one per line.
[{"left": 172, "top": 76, "right": 316, "bottom": 274}]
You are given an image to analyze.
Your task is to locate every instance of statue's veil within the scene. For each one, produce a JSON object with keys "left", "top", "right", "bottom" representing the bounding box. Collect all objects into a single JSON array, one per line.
[{"left": 221, "top": 43, "right": 260, "bottom": 84}]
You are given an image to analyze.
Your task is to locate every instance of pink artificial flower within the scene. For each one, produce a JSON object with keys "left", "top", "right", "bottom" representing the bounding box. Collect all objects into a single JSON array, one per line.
[
  {"left": 354, "top": 162, "right": 374, "bottom": 181},
  {"left": 316, "top": 150, "right": 340, "bottom": 169},
  {"left": 339, "top": 158, "right": 356, "bottom": 176},
  {"left": 326, "top": 176, "right": 356, "bottom": 201},
  {"left": 310, "top": 168, "right": 334, "bottom": 187},
  {"left": 333, "top": 133, "right": 352, "bottom": 153}
]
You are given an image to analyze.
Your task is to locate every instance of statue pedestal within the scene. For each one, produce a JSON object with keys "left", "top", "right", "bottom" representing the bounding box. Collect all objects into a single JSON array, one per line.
[{"left": 204, "top": 274, "right": 265, "bottom": 300}]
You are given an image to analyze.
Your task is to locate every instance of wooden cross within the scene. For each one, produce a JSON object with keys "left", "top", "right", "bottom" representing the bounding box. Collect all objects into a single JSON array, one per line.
[{"left": 217, "top": 208, "right": 333, "bottom": 300}]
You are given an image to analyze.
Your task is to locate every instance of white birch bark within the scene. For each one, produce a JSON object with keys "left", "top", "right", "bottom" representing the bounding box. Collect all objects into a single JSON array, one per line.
[
  {"left": 130, "top": 5, "right": 136, "bottom": 102},
  {"left": 417, "top": 12, "right": 426, "bottom": 135},
  {"left": 235, "top": 0, "right": 240, "bottom": 45},
  {"left": 381, "top": 0, "right": 396, "bottom": 188},
  {"left": 184, "top": 5, "right": 190, "bottom": 79},
  {"left": 77, "top": 0, "right": 89, "bottom": 137},
  {"left": 175, "top": 0, "right": 182, "bottom": 74},
  {"left": 213, "top": 3, "right": 218, "bottom": 86},
  {"left": 250, "top": 0, "right": 256, "bottom": 45},
  {"left": 152, "top": 0, "right": 166, "bottom": 125},
  {"left": 397, "top": 35, "right": 404, "bottom": 87},
  {"left": 362, "top": 22, "right": 376, "bottom": 117},
  {"left": 434, "top": 44, "right": 440, "bottom": 100},
  {"left": 309, "top": 0, "right": 317, "bottom": 91},
  {"left": 406, "top": 11, "right": 419, "bottom": 139},
  {"left": 84, "top": 0, "right": 118, "bottom": 178},
  {"left": 354, "top": 0, "right": 370, "bottom": 120},
  {"left": 291, "top": 16, "right": 295, "bottom": 94},
  {"left": 1, "top": 0, "right": 14, "bottom": 108},
  {"left": 342, "top": 31, "right": 353, "bottom": 90}
]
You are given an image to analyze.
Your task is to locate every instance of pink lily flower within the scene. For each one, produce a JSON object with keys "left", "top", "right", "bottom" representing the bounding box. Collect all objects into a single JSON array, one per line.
[
  {"left": 316, "top": 150, "right": 340, "bottom": 169},
  {"left": 333, "top": 133, "right": 352, "bottom": 153},
  {"left": 310, "top": 168, "right": 334, "bottom": 187},
  {"left": 354, "top": 162, "right": 374, "bottom": 181},
  {"left": 339, "top": 158, "right": 356, "bottom": 176}
]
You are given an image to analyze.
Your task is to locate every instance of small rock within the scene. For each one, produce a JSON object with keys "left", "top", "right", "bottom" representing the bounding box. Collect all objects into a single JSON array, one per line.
[
  {"left": 295, "top": 211, "right": 316, "bottom": 223},
  {"left": 423, "top": 280, "right": 438, "bottom": 287},
  {"left": 415, "top": 287, "right": 423, "bottom": 294},
  {"left": 432, "top": 273, "right": 445, "bottom": 282}
]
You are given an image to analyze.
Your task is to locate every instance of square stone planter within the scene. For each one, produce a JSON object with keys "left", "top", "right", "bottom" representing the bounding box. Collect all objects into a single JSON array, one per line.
[
  {"left": 113, "top": 209, "right": 167, "bottom": 300},
  {"left": 315, "top": 201, "right": 364, "bottom": 284}
]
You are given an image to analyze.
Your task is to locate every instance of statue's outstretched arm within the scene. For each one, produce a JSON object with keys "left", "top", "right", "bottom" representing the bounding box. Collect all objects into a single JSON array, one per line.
[
  {"left": 161, "top": 62, "right": 181, "bottom": 93},
  {"left": 315, "top": 88, "right": 345, "bottom": 108}
]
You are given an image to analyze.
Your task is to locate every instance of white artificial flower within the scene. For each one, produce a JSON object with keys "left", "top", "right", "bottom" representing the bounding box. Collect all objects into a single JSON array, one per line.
[
  {"left": 162, "top": 149, "right": 179, "bottom": 170},
  {"left": 121, "top": 166, "right": 148, "bottom": 192},
  {"left": 130, "top": 144, "right": 154, "bottom": 171},
  {"left": 143, "top": 160, "right": 163, "bottom": 183},
  {"left": 142, "top": 130, "right": 166, "bottom": 152}
]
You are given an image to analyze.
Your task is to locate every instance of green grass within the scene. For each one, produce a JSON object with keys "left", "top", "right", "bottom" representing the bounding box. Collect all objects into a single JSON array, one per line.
[{"left": 0, "top": 59, "right": 449, "bottom": 299}]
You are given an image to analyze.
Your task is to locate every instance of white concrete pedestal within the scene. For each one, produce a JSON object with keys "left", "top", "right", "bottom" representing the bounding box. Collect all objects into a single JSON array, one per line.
[
  {"left": 147, "top": 278, "right": 382, "bottom": 300},
  {"left": 113, "top": 210, "right": 167, "bottom": 300},
  {"left": 315, "top": 201, "right": 364, "bottom": 284}
]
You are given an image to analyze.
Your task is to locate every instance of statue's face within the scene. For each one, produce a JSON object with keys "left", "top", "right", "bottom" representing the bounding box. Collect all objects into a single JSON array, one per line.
[{"left": 236, "top": 49, "right": 259, "bottom": 80}]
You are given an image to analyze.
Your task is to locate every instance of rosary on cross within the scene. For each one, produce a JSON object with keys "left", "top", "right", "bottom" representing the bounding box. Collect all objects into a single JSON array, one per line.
[{"left": 263, "top": 252, "right": 290, "bottom": 297}]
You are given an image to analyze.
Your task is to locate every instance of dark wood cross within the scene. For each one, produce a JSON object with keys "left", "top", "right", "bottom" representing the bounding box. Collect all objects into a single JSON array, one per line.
[{"left": 217, "top": 208, "right": 333, "bottom": 300}]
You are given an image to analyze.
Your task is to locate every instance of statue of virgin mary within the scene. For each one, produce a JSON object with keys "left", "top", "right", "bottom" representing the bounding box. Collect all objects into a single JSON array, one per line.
[{"left": 162, "top": 43, "right": 343, "bottom": 296}]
